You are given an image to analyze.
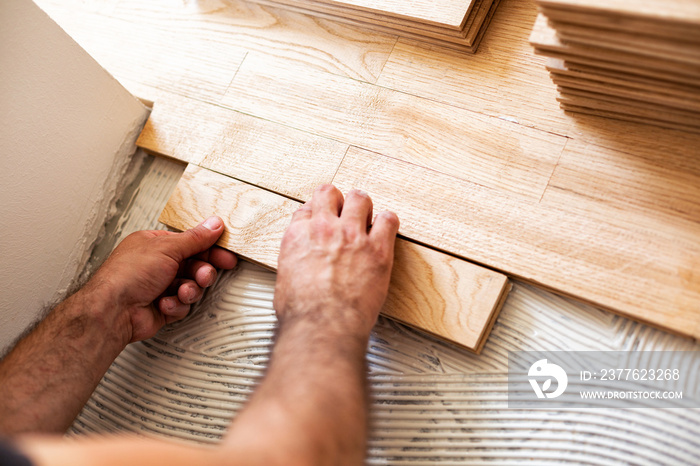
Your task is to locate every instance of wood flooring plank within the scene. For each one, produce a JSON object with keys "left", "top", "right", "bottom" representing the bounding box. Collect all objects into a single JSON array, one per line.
[
  {"left": 325, "top": 0, "right": 472, "bottom": 29},
  {"left": 376, "top": 0, "right": 574, "bottom": 136},
  {"left": 547, "top": 59, "right": 700, "bottom": 103},
  {"left": 331, "top": 146, "right": 700, "bottom": 341},
  {"left": 530, "top": 15, "right": 700, "bottom": 79},
  {"left": 538, "top": 6, "right": 700, "bottom": 43},
  {"left": 160, "top": 164, "right": 511, "bottom": 352},
  {"left": 221, "top": 53, "right": 567, "bottom": 202},
  {"left": 560, "top": 104, "right": 700, "bottom": 134},
  {"left": 552, "top": 23, "right": 700, "bottom": 65},
  {"left": 538, "top": 0, "right": 700, "bottom": 25},
  {"left": 136, "top": 93, "right": 347, "bottom": 200},
  {"left": 33, "top": 2, "right": 246, "bottom": 102},
  {"left": 246, "top": 0, "right": 497, "bottom": 51},
  {"left": 556, "top": 93, "right": 700, "bottom": 131},
  {"left": 550, "top": 75, "right": 700, "bottom": 112},
  {"left": 35, "top": 0, "right": 398, "bottom": 88}
]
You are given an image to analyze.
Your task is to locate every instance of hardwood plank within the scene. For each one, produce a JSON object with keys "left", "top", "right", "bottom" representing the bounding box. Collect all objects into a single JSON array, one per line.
[
  {"left": 331, "top": 146, "right": 700, "bottom": 341},
  {"left": 547, "top": 58, "right": 700, "bottom": 103},
  {"left": 33, "top": 3, "right": 246, "bottom": 101},
  {"left": 556, "top": 92, "right": 700, "bottom": 131},
  {"left": 35, "top": 0, "right": 397, "bottom": 87},
  {"left": 160, "top": 164, "right": 511, "bottom": 352},
  {"left": 550, "top": 75, "right": 700, "bottom": 112},
  {"left": 245, "top": 0, "right": 499, "bottom": 51},
  {"left": 376, "top": 0, "right": 574, "bottom": 136},
  {"left": 538, "top": 6, "right": 700, "bottom": 42},
  {"left": 136, "top": 92, "right": 347, "bottom": 200},
  {"left": 560, "top": 104, "right": 700, "bottom": 134},
  {"left": 538, "top": 0, "right": 700, "bottom": 25},
  {"left": 252, "top": 0, "right": 477, "bottom": 37},
  {"left": 246, "top": 0, "right": 475, "bottom": 39},
  {"left": 324, "top": 0, "right": 472, "bottom": 29},
  {"left": 221, "top": 53, "right": 567, "bottom": 202},
  {"left": 530, "top": 15, "right": 700, "bottom": 80},
  {"left": 552, "top": 22, "right": 700, "bottom": 65}
]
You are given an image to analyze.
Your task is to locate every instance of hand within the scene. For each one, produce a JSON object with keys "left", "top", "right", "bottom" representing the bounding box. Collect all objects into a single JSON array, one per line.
[
  {"left": 273, "top": 185, "right": 399, "bottom": 337},
  {"left": 89, "top": 216, "right": 237, "bottom": 343}
]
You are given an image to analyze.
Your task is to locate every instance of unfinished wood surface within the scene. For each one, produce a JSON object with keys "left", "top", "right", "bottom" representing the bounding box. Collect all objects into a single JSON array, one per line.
[
  {"left": 557, "top": 93, "right": 700, "bottom": 132},
  {"left": 539, "top": 7, "right": 700, "bottom": 42},
  {"left": 136, "top": 93, "right": 346, "bottom": 200},
  {"left": 36, "top": 0, "right": 397, "bottom": 87},
  {"left": 552, "top": 22, "right": 700, "bottom": 65},
  {"left": 547, "top": 59, "right": 700, "bottom": 102},
  {"left": 325, "top": 0, "right": 472, "bottom": 28},
  {"left": 221, "top": 54, "right": 567, "bottom": 202},
  {"left": 247, "top": 0, "right": 498, "bottom": 51},
  {"left": 530, "top": 15, "right": 700, "bottom": 79},
  {"left": 538, "top": 0, "right": 700, "bottom": 25},
  {"left": 332, "top": 147, "right": 700, "bottom": 341},
  {"left": 160, "top": 165, "right": 511, "bottom": 352},
  {"left": 560, "top": 104, "right": 700, "bottom": 134}
]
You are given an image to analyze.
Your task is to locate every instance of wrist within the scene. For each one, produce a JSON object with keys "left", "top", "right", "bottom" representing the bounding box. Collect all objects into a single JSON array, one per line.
[
  {"left": 276, "top": 308, "right": 373, "bottom": 347},
  {"left": 72, "top": 278, "right": 132, "bottom": 350}
]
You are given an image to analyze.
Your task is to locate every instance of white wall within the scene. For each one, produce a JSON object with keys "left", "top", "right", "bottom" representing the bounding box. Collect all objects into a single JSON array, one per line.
[{"left": 0, "top": 0, "right": 149, "bottom": 351}]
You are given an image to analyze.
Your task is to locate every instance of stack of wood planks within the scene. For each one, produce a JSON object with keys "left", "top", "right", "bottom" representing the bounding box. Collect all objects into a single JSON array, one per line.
[
  {"left": 244, "top": 0, "right": 501, "bottom": 52},
  {"left": 530, "top": 0, "right": 700, "bottom": 133}
]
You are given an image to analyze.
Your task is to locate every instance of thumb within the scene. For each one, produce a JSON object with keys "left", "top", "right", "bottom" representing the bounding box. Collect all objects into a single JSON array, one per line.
[{"left": 165, "top": 216, "right": 225, "bottom": 262}]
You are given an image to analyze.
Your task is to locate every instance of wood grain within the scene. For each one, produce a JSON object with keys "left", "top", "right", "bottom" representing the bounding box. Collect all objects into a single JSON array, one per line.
[
  {"left": 538, "top": 0, "right": 700, "bottom": 25},
  {"left": 530, "top": 15, "right": 700, "bottom": 80},
  {"left": 221, "top": 54, "right": 568, "bottom": 202},
  {"left": 136, "top": 93, "right": 347, "bottom": 201},
  {"left": 160, "top": 165, "right": 511, "bottom": 352},
  {"left": 245, "top": 0, "right": 498, "bottom": 52},
  {"left": 332, "top": 147, "right": 700, "bottom": 341},
  {"left": 325, "top": 0, "right": 473, "bottom": 28},
  {"left": 36, "top": 0, "right": 398, "bottom": 87}
]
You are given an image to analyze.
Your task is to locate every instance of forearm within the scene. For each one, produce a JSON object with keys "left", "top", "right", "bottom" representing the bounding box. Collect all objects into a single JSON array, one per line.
[
  {"left": 224, "top": 314, "right": 371, "bottom": 465},
  {"left": 0, "top": 283, "right": 128, "bottom": 435}
]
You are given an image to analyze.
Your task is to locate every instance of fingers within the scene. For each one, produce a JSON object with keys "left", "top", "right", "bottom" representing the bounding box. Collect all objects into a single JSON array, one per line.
[
  {"left": 311, "top": 184, "right": 344, "bottom": 218},
  {"left": 291, "top": 203, "right": 312, "bottom": 224},
  {"left": 341, "top": 189, "right": 373, "bottom": 231},
  {"left": 185, "top": 260, "right": 222, "bottom": 288},
  {"left": 164, "top": 216, "right": 225, "bottom": 263},
  {"left": 208, "top": 247, "right": 237, "bottom": 270},
  {"left": 158, "top": 296, "right": 191, "bottom": 323},
  {"left": 370, "top": 211, "right": 400, "bottom": 243}
]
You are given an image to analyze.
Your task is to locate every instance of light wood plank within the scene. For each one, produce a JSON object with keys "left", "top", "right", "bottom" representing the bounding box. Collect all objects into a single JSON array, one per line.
[
  {"left": 552, "top": 22, "right": 700, "bottom": 65},
  {"left": 538, "top": 0, "right": 700, "bottom": 25},
  {"left": 560, "top": 104, "right": 700, "bottom": 134},
  {"left": 160, "top": 164, "right": 511, "bottom": 352},
  {"left": 36, "top": 0, "right": 397, "bottom": 87},
  {"left": 136, "top": 92, "right": 347, "bottom": 200},
  {"left": 376, "top": 0, "right": 573, "bottom": 136},
  {"left": 530, "top": 15, "right": 700, "bottom": 80},
  {"left": 221, "top": 53, "right": 568, "bottom": 202},
  {"left": 325, "top": 0, "right": 472, "bottom": 29},
  {"left": 246, "top": 0, "right": 499, "bottom": 52},
  {"left": 556, "top": 92, "right": 700, "bottom": 132},
  {"left": 538, "top": 6, "right": 700, "bottom": 43},
  {"left": 332, "top": 146, "right": 700, "bottom": 341},
  {"left": 547, "top": 58, "right": 700, "bottom": 103}
]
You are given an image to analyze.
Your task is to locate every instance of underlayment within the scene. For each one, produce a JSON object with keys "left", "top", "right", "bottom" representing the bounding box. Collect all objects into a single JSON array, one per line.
[{"left": 72, "top": 154, "right": 700, "bottom": 464}]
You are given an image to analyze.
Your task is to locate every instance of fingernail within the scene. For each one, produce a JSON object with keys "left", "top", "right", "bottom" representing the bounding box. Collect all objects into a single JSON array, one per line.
[
  {"left": 352, "top": 189, "right": 369, "bottom": 197},
  {"left": 202, "top": 216, "right": 222, "bottom": 230}
]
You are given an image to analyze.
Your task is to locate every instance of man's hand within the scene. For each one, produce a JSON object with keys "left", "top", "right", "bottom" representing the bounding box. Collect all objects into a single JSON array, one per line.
[
  {"left": 0, "top": 217, "right": 236, "bottom": 435},
  {"left": 90, "top": 216, "right": 237, "bottom": 343},
  {"left": 274, "top": 185, "right": 400, "bottom": 336}
]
